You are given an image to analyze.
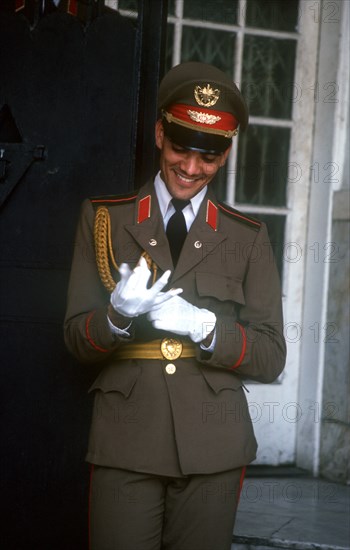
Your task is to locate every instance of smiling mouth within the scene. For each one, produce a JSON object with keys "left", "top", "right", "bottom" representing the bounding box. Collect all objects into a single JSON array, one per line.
[{"left": 175, "top": 171, "right": 202, "bottom": 184}]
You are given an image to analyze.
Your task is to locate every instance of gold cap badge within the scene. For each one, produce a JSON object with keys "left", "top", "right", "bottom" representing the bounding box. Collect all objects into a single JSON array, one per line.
[
  {"left": 194, "top": 84, "right": 220, "bottom": 107},
  {"left": 187, "top": 110, "right": 221, "bottom": 125}
]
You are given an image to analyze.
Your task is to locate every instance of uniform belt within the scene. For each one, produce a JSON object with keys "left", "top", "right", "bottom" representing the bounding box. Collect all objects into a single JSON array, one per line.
[{"left": 113, "top": 338, "right": 196, "bottom": 361}]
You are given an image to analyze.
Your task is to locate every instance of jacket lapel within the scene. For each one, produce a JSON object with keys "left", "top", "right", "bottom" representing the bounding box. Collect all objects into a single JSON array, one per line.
[
  {"left": 171, "top": 188, "right": 227, "bottom": 283},
  {"left": 125, "top": 182, "right": 228, "bottom": 280},
  {"left": 125, "top": 182, "right": 173, "bottom": 273}
]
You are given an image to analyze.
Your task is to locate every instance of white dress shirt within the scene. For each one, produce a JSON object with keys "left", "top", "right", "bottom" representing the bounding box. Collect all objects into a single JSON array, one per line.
[{"left": 154, "top": 171, "right": 207, "bottom": 231}]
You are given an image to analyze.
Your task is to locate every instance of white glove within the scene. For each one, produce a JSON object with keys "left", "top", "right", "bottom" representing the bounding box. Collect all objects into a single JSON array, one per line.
[
  {"left": 148, "top": 295, "right": 216, "bottom": 343},
  {"left": 110, "top": 256, "right": 182, "bottom": 318}
]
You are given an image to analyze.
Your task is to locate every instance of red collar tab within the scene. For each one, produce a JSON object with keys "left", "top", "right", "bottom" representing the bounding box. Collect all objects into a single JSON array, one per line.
[
  {"left": 137, "top": 195, "right": 151, "bottom": 224},
  {"left": 206, "top": 200, "right": 218, "bottom": 231},
  {"left": 166, "top": 103, "right": 238, "bottom": 137}
]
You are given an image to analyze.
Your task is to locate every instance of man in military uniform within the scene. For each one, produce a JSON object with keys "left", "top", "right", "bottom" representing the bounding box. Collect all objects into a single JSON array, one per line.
[{"left": 64, "top": 62, "right": 286, "bottom": 550}]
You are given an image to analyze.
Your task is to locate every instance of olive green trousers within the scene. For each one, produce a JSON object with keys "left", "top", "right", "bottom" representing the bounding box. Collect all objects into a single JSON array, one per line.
[{"left": 89, "top": 465, "right": 245, "bottom": 550}]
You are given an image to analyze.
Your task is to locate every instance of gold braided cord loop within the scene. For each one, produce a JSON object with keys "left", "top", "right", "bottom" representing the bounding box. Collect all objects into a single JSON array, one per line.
[
  {"left": 93, "top": 205, "right": 159, "bottom": 293},
  {"left": 142, "top": 251, "right": 158, "bottom": 285},
  {"left": 94, "top": 206, "right": 118, "bottom": 292}
]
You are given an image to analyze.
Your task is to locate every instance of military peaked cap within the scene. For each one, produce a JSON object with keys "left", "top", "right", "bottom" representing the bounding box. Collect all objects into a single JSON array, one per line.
[{"left": 158, "top": 61, "right": 248, "bottom": 154}]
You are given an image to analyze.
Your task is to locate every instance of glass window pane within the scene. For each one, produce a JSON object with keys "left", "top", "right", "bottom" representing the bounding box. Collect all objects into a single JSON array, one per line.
[
  {"left": 212, "top": 164, "right": 228, "bottom": 202},
  {"left": 242, "top": 36, "right": 297, "bottom": 119},
  {"left": 245, "top": 213, "right": 286, "bottom": 277},
  {"left": 165, "top": 23, "right": 174, "bottom": 72},
  {"left": 246, "top": 0, "right": 299, "bottom": 32},
  {"left": 236, "top": 125, "right": 289, "bottom": 207},
  {"left": 118, "top": 0, "right": 138, "bottom": 11},
  {"left": 183, "top": 0, "right": 238, "bottom": 25},
  {"left": 168, "top": 0, "right": 176, "bottom": 16},
  {"left": 181, "top": 27, "right": 236, "bottom": 74}
]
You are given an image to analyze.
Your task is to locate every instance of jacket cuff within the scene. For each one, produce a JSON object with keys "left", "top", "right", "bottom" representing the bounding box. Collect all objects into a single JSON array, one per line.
[
  {"left": 86, "top": 308, "right": 133, "bottom": 352},
  {"left": 198, "top": 316, "right": 246, "bottom": 370}
]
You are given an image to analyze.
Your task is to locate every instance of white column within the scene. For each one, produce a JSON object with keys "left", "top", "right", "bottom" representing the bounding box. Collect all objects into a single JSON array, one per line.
[{"left": 296, "top": 0, "right": 346, "bottom": 475}]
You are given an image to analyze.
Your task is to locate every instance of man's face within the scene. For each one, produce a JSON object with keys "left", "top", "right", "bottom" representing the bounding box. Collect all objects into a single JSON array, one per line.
[{"left": 155, "top": 120, "right": 231, "bottom": 201}]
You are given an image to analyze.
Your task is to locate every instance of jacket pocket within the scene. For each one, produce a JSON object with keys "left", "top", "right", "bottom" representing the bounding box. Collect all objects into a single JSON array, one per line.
[
  {"left": 88, "top": 361, "right": 141, "bottom": 398},
  {"left": 201, "top": 366, "right": 243, "bottom": 394},
  {"left": 195, "top": 272, "right": 245, "bottom": 305}
]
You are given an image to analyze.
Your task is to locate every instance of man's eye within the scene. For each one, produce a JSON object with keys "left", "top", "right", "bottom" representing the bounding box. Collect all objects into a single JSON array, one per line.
[
  {"left": 202, "top": 156, "right": 217, "bottom": 163},
  {"left": 172, "top": 145, "right": 186, "bottom": 153}
]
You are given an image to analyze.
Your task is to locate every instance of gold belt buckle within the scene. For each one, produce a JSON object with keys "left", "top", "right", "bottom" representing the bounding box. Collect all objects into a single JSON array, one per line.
[{"left": 160, "top": 338, "right": 183, "bottom": 361}]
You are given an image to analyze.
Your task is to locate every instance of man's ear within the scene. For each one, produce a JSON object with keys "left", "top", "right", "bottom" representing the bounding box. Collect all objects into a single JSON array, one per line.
[
  {"left": 220, "top": 145, "right": 232, "bottom": 166},
  {"left": 155, "top": 120, "right": 164, "bottom": 149}
]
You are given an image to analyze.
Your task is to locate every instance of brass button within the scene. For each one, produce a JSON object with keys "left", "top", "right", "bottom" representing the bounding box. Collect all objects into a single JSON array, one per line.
[
  {"left": 194, "top": 240, "right": 202, "bottom": 249},
  {"left": 149, "top": 238, "right": 157, "bottom": 246},
  {"left": 165, "top": 363, "right": 176, "bottom": 375}
]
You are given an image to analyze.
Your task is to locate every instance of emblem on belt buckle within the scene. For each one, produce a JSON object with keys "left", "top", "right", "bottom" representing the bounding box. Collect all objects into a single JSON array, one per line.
[{"left": 160, "top": 338, "right": 183, "bottom": 360}]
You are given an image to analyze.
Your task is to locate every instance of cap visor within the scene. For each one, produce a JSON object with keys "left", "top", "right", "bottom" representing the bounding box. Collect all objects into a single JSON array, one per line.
[{"left": 163, "top": 119, "right": 232, "bottom": 155}]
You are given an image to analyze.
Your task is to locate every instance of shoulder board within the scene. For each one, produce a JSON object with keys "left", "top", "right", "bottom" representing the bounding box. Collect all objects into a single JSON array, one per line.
[
  {"left": 218, "top": 202, "right": 261, "bottom": 231},
  {"left": 90, "top": 191, "right": 137, "bottom": 209}
]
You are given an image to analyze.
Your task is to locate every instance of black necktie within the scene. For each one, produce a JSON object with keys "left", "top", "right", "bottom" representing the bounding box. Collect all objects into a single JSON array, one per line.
[{"left": 166, "top": 198, "right": 190, "bottom": 265}]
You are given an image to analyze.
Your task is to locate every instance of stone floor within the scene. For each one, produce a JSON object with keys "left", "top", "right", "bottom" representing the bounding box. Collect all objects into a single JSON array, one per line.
[{"left": 232, "top": 470, "right": 350, "bottom": 550}]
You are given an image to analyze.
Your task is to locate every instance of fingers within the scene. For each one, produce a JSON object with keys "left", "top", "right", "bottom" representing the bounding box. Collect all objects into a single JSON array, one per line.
[
  {"left": 135, "top": 256, "right": 149, "bottom": 273},
  {"left": 152, "top": 288, "right": 183, "bottom": 307},
  {"left": 116, "top": 259, "right": 183, "bottom": 316},
  {"left": 130, "top": 265, "right": 150, "bottom": 290},
  {"left": 120, "top": 257, "right": 148, "bottom": 278},
  {"left": 123, "top": 257, "right": 151, "bottom": 292},
  {"left": 123, "top": 262, "right": 169, "bottom": 295},
  {"left": 154, "top": 269, "right": 171, "bottom": 288},
  {"left": 147, "top": 310, "right": 157, "bottom": 321},
  {"left": 168, "top": 287, "right": 183, "bottom": 297},
  {"left": 119, "top": 262, "right": 132, "bottom": 280},
  {"left": 137, "top": 256, "right": 148, "bottom": 268},
  {"left": 146, "top": 270, "right": 171, "bottom": 299}
]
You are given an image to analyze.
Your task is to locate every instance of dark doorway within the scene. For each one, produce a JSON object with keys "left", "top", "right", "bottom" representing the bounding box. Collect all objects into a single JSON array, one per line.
[{"left": 0, "top": 2, "right": 167, "bottom": 548}]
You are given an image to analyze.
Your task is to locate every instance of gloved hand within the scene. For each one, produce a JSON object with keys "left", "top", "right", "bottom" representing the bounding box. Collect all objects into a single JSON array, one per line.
[
  {"left": 148, "top": 295, "right": 216, "bottom": 343},
  {"left": 110, "top": 256, "right": 182, "bottom": 318}
]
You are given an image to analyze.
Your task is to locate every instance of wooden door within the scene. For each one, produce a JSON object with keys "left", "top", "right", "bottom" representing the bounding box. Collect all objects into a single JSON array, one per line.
[{"left": 0, "top": 2, "right": 167, "bottom": 547}]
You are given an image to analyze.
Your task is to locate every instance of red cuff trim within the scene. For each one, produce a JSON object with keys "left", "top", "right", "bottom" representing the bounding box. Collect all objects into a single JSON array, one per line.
[
  {"left": 86, "top": 311, "right": 109, "bottom": 353},
  {"left": 15, "top": 0, "right": 25, "bottom": 11},
  {"left": 67, "top": 0, "right": 78, "bottom": 16},
  {"left": 231, "top": 323, "right": 246, "bottom": 369}
]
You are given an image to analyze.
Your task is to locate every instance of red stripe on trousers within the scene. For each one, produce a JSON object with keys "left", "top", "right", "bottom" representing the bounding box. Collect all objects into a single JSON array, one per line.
[{"left": 237, "top": 465, "right": 246, "bottom": 502}]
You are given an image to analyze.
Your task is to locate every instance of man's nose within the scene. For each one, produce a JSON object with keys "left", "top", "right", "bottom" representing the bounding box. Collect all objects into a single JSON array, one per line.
[{"left": 180, "top": 153, "right": 201, "bottom": 175}]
